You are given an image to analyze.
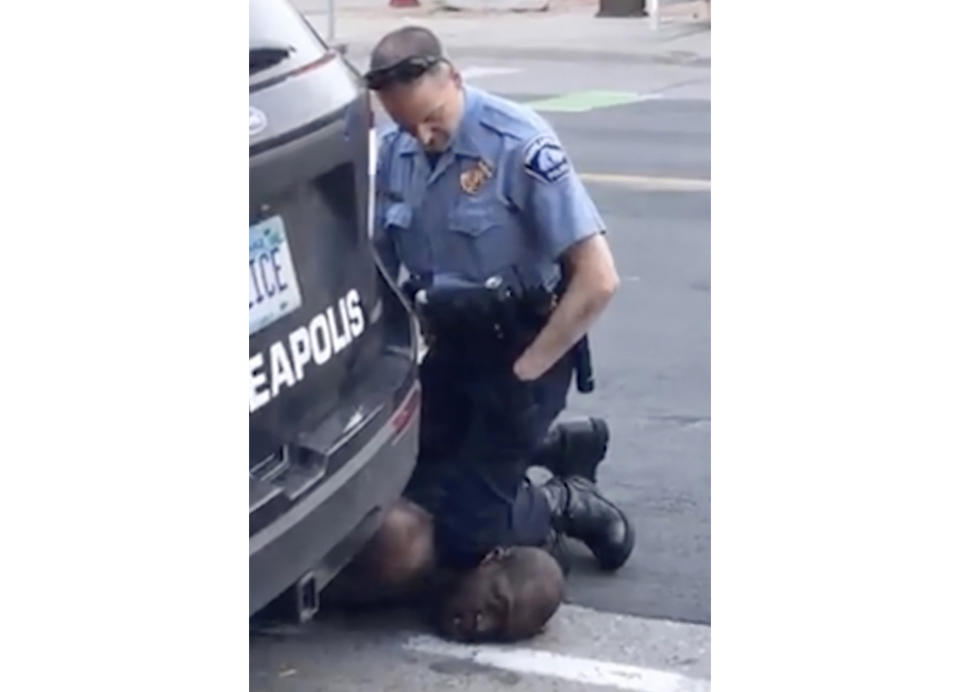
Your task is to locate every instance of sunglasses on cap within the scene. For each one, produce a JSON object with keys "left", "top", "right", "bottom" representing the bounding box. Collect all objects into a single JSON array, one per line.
[{"left": 364, "top": 55, "right": 447, "bottom": 91}]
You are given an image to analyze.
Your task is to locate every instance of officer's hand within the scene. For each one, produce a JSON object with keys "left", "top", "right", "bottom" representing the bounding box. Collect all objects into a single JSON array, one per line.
[{"left": 513, "top": 352, "right": 548, "bottom": 382}]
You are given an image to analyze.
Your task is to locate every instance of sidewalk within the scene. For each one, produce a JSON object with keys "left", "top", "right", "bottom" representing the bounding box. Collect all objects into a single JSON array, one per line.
[{"left": 294, "top": 0, "right": 710, "bottom": 65}]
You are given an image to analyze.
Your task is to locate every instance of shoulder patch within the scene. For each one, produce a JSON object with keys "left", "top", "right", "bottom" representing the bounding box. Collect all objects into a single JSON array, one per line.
[{"left": 523, "top": 134, "right": 571, "bottom": 184}]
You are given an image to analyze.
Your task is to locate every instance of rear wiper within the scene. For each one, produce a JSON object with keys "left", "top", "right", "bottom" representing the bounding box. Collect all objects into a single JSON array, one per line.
[{"left": 250, "top": 41, "right": 295, "bottom": 74}]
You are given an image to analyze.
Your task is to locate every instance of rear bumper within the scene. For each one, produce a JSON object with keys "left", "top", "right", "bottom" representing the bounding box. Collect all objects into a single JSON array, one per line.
[{"left": 249, "top": 382, "right": 420, "bottom": 616}]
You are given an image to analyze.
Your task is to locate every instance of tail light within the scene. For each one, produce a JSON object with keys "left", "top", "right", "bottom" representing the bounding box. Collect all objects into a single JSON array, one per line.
[{"left": 390, "top": 383, "right": 421, "bottom": 443}]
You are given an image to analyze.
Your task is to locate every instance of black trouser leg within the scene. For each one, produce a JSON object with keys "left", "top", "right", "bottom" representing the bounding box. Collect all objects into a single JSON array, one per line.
[{"left": 405, "top": 349, "right": 574, "bottom": 569}]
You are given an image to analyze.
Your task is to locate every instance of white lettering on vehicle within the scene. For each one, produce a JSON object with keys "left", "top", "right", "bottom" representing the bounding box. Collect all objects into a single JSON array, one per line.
[
  {"left": 269, "top": 341, "right": 296, "bottom": 397},
  {"left": 288, "top": 326, "right": 313, "bottom": 380},
  {"left": 249, "top": 289, "right": 366, "bottom": 414},
  {"left": 347, "top": 289, "right": 365, "bottom": 336},
  {"left": 249, "top": 352, "right": 271, "bottom": 413},
  {"left": 309, "top": 312, "right": 332, "bottom": 366}
]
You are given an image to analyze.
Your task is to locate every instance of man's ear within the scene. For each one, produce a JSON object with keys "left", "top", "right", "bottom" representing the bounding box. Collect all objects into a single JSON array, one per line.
[{"left": 480, "top": 546, "right": 510, "bottom": 565}]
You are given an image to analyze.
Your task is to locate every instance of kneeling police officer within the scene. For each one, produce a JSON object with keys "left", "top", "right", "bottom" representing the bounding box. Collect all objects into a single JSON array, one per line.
[{"left": 324, "top": 26, "right": 635, "bottom": 607}]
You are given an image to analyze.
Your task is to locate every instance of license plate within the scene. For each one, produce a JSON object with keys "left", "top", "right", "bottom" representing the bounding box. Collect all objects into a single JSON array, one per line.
[{"left": 249, "top": 216, "right": 303, "bottom": 335}]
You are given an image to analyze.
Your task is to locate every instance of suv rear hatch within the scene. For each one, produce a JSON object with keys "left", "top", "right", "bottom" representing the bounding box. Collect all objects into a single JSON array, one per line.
[{"left": 249, "top": 1, "right": 417, "bottom": 538}]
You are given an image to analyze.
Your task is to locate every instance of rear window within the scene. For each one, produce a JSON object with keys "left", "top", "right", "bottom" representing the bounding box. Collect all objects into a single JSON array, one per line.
[{"left": 250, "top": 0, "right": 327, "bottom": 83}]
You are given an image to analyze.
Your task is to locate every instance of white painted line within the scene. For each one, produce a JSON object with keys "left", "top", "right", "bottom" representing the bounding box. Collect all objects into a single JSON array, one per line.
[
  {"left": 404, "top": 635, "right": 710, "bottom": 692},
  {"left": 580, "top": 173, "right": 711, "bottom": 191},
  {"left": 461, "top": 66, "right": 524, "bottom": 80}
]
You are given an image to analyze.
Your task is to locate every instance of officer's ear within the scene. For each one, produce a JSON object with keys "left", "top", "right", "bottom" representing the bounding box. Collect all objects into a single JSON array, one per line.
[{"left": 449, "top": 65, "right": 463, "bottom": 89}]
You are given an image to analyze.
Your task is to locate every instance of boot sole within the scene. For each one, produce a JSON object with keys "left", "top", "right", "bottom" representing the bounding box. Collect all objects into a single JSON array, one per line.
[
  {"left": 586, "top": 417, "right": 610, "bottom": 482},
  {"left": 534, "top": 417, "right": 611, "bottom": 481}
]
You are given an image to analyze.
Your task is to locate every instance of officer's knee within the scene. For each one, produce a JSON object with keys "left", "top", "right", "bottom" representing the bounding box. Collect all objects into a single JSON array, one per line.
[{"left": 367, "top": 501, "right": 435, "bottom": 587}]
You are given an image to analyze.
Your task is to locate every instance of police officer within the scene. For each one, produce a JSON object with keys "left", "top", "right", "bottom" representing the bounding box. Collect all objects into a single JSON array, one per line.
[{"left": 324, "top": 27, "right": 635, "bottom": 604}]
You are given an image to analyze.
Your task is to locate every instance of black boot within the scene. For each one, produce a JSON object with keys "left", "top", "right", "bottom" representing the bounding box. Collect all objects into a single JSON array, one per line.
[
  {"left": 541, "top": 475, "right": 634, "bottom": 571},
  {"left": 530, "top": 417, "right": 610, "bottom": 482}
]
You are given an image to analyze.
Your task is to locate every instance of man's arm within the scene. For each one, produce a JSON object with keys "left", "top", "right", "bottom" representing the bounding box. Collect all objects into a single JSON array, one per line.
[
  {"left": 505, "top": 130, "right": 619, "bottom": 381},
  {"left": 514, "top": 234, "right": 619, "bottom": 381}
]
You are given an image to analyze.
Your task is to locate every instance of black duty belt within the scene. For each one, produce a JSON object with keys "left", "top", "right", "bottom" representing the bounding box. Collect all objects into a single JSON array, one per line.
[{"left": 404, "top": 276, "right": 594, "bottom": 393}]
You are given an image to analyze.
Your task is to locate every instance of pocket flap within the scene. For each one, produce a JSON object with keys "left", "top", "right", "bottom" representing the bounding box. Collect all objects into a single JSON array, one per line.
[
  {"left": 449, "top": 207, "right": 498, "bottom": 238},
  {"left": 385, "top": 202, "right": 412, "bottom": 230}
]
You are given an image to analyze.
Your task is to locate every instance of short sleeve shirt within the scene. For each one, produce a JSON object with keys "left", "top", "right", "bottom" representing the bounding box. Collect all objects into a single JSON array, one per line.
[{"left": 375, "top": 86, "right": 605, "bottom": 289}]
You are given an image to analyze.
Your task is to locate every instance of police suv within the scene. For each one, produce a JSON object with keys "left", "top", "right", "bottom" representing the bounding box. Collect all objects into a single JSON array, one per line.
[{"left": 250, "top": 0, "right": 420, "bottom": 619}]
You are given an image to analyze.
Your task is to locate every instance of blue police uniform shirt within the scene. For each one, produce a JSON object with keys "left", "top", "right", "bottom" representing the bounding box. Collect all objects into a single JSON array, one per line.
[{"left": 375, "top": 85, "right": 605, "bottom": 289}]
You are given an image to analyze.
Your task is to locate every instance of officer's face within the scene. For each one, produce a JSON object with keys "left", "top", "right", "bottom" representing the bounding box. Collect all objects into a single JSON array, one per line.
[{"left": 378, "top": 67, "right": 464, "bottom": 153}]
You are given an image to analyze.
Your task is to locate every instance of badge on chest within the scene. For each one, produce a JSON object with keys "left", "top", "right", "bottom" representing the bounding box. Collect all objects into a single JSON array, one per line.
[{"left": 460, "top": 159, "right": 494, "bottom": 195}]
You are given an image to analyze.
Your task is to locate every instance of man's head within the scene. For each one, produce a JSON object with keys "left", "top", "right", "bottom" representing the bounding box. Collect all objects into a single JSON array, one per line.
[
  {"left": 438, "top": 546, "right": 565, "bottom": 643},
  {"left": 365, "top": 27, "right": 464, "bottom": 153}
]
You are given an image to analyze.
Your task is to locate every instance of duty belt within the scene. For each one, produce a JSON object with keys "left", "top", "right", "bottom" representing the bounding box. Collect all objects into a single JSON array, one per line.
[{"left": 403, "top": 276, "right": 594, "bottom": 393}]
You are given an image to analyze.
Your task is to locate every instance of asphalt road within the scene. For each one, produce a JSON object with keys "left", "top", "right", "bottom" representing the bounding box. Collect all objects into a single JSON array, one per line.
[
  {"left": 252, "top": 33, "right": 710, "bottom": 691},
  {"left": 544, "top": 98, "right": 710, "bottom": 625}
]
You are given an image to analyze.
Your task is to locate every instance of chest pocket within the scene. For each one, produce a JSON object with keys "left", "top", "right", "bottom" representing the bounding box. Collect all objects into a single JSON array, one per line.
[
  {"left": 385, "top": 202, "right": 432, "bottom": 275},
  {"left": 447, "top": 196, "right": 515, "bottom": 280}
]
